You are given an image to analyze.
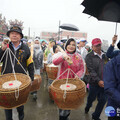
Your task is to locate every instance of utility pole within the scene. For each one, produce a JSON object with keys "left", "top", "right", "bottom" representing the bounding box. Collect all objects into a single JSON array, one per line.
[
  {"left": 28, "top": 27, "right": 30, "bottom": 39},
  {"left": 58, "top": 20, "right": 61, "bottom": 41},
  {"left": 33, "top": 32, "right": 35, "bottom": 39}
]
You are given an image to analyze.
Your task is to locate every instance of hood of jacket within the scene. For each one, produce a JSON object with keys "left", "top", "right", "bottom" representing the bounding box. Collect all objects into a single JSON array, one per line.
[{"left": 64, "top": 38, "right": 77, "bottom": 54}]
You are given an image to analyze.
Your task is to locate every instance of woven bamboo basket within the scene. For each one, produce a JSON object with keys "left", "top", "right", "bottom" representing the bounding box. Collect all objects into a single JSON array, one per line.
[
  {"left": 43, "top": 61, "right": 47, "bottom": 71},
  {"left": 46, "top": 64, "right": 58, "bottom": 80},
  {"left": 50, "top": 78, "right": 86, "bottom": 110},
  {"left": 0, "top": 73, "right": 31, "bottom": 109},
  {"left": 49, "top": 85, "right": 53, "bottom": 100},
  {"left": 30, "top": 74, "right": 42, "bottom": 92}
]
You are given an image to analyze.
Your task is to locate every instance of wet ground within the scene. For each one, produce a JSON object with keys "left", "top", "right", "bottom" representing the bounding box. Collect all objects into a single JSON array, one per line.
[{"left": 0, "top": 72, "right": 107, "bottom": 120}]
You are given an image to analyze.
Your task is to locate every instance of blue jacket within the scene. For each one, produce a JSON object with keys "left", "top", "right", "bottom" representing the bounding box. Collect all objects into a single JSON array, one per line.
[
  {"left": 106, "top": 45, "right": 120, "bottom": 59},
  {"left": 104, "top": 54, "right": 120, "bottom": 110}
]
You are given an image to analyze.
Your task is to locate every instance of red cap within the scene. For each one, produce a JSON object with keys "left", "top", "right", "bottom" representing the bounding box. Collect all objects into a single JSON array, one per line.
[{"left": 92, "top": 38, "right": 102, "bottom": 46}]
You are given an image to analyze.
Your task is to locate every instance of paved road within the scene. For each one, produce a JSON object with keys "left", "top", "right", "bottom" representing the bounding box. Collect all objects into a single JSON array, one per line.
[{"left": 0, "top": 73, "right": 107, "bottom": 120}]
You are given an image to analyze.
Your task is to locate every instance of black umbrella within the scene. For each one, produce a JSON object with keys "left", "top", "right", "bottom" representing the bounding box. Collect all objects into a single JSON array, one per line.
[
  {"left": 81, "top": 0, "right": 120, "bottom": 34},
  {"left": 59, "top": 23, "right": 79, "bottom": 31}
]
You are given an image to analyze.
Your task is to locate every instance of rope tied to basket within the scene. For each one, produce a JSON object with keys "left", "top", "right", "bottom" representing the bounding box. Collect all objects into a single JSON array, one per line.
[
  {"left": 54, "top": 65, "right": 81, "bottom": 101},
  {"left": 0, "top": 47, "right": 31, "bottom": 101}
]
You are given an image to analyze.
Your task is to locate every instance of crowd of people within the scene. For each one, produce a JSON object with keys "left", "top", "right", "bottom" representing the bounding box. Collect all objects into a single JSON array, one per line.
[{"left": 0, "top": 25, "right": 120, "bottom": 120}]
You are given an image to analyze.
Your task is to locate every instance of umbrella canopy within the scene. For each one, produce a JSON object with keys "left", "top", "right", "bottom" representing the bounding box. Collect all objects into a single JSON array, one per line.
[
  {"left": 59, "top": 23, "right": 79, "bottom": 31},
  {"left": 81, "top": 0, "right": 120, "bottom": 23},
  {"left": 81, "top": 0, "right": 120, "bottom": 34}
]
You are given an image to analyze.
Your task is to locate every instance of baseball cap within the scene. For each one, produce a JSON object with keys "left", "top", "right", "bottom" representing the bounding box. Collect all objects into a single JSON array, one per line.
[
  {"left": 79, "top": 38, "right": 87, "bottom": 42},
  {"left": 28, "top": 39, "right": 33, "bottom": 43},
  {"left": 92, "top": 38, "right": 102, "bottom": 46}
]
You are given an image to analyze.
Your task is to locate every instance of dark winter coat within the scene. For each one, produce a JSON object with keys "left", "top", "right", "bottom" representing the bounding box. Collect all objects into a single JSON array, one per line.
[
  {"left": 106, "top": 45, "right": 120, "bottom": 59},
  {"left": 0, "top": 42, "right": 34, "bottom": 81},
  {"left": 104, "top": 54, "right": 120, "bottom": 110},
  {"left": 85, "top": 51, "right": 108, "bottom": 85}
]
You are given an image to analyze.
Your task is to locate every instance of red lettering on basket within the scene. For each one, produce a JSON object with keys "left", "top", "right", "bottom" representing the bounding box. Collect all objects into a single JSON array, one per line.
[
  {"left": 53, "top": 92, "right": 56, "bottom": 97},
  {"left": 53, "top": 92, "right": 59, "bottom": 104},
  {"left": 53, "top": 70, "right": 57, "bottom": 72},
  {"left": 5, "top": 102, "right": 10, "bottom": 106},
  {"left": 2, "top": 96, "right": 7, "bottom": 100},
  {"left": 0, "top": 100, "right": 10, "bottom": 106},
  {"left": 0, "top": 95, "right": 10, "bottom": 106}
]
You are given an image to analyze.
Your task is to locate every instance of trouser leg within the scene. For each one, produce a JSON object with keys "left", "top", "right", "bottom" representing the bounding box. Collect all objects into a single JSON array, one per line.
[
  {"left": 92, "top": 88, "right": 107, "bottom": 119},
  {"left": 5, "top": 109, "right": 13, "bottom": 120},
  {"left": 85, "top": 85, "right": 98, "bottom": 111},
  {"left": 17, "top": 105, "right": 24, "bottom": 120}
]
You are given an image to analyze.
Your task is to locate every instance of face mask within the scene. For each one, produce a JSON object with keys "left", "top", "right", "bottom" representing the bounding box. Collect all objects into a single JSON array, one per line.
[{"left": 34, "top": 44, "right": 40, "bottom": 49}]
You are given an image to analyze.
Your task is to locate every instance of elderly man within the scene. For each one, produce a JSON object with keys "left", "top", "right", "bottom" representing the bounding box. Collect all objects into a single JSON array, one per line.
[
  {"left": 84, "top": 38, "right": 108, "bottom": 120},
  {"left": 0, "top": 26, "right": 34, "bottom": 120}
]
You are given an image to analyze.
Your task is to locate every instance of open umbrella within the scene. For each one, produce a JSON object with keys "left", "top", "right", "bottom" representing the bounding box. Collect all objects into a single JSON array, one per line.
[
  {"left": 60, "top": 23, "right": 79, "bottom": 31},
  {"left": 81, "top": 0, "right": 120, "bottom": 34}
]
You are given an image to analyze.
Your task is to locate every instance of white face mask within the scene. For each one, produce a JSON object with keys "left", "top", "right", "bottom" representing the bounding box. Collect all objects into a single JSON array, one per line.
[{"left": 34, "top": 44, "right": 40, "bottom": 49}]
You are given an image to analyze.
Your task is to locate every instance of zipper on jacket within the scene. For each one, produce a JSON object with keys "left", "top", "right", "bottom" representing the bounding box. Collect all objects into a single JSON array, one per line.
[{"left": 13, "top": 50, "right": 17, "bottom": 72}]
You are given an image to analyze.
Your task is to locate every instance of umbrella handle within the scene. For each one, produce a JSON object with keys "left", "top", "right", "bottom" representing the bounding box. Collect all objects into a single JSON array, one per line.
[{"left": 115, "top": 23, "right": 117, "bottom": 35}]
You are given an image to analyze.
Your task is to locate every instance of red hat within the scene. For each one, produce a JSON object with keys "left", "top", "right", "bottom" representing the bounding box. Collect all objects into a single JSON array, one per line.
[{"left": 92, "top": 38, "right": 102, "bottom": 46}]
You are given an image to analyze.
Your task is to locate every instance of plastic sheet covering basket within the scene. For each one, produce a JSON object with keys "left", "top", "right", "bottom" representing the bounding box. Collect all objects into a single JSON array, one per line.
[
  {"left": 50, "top": 78, "right": 86, "bottom": 110},
  {"left": 30, "top": 74, "right": 42, "bottom": 92},
  {"left": 46, "top": 64, "right": 58, "bottom": 80},
  {"left": 0, "top": 73, "right": 31, "bottom": 109}
]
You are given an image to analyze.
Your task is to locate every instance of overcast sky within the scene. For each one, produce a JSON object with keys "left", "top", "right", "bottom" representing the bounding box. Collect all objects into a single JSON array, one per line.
[{"left": 1, "top": 0, "right": 120, "bottom": 45}]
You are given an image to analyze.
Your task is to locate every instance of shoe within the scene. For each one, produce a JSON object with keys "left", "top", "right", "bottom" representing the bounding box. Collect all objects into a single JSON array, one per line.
[
  {"left": 59, "top": 116, "right": 69, "bottom": 120},
  {"left": 85, "top": 107, "right": 89, "bottom": 114},
  {"left": 92, "top": 117, "right": 101, "bottom": 120},
  {"left": 33, "top": 93, "right": 37, "bottom": 101}
]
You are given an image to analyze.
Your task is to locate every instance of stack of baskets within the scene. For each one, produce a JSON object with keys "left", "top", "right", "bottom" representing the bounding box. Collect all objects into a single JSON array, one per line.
[
  {"left": 46, "top": 64, "right": 58, "bottom": 80},
  {"left": 0, "top": 73, "right": 31, "bottom": 109},
  {"left": 50, "top": 78, "right": 86, "bottom": 110},
  {"left": 30, "top": 74, "right": 42, "bottom": 92}
]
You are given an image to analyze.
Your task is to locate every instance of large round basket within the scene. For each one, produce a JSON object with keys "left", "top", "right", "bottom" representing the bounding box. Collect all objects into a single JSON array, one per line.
[
  {"left": 43, "top": 61, "right": 47, "bottom": 71},
  {"left": 0, "top": 73, "right": 31, "bottom": 109},
  {"left": 49, "top": 85, "right": 54, "bottom": 100},
  {"left": 50, "top": 78, "right": 86, "bottom": 110},
  {"left": 30, "top": 74, "right": 42, "bottom": 92},
  {"left": 46, "top": 64, "right": 58, "bottom": 80}
]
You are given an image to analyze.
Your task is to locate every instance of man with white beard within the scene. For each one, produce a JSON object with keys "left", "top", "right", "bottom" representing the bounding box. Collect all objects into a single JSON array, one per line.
[{"left": 32, "top": 38, "right": 43, "bottom": 101}]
